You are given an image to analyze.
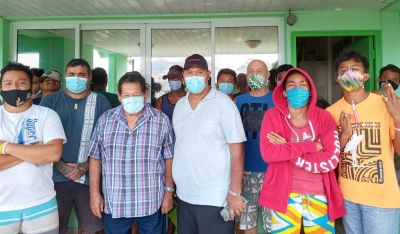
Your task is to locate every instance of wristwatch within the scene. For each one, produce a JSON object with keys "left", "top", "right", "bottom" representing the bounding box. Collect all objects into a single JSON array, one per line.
[
  {"left": 228, "top": 189, "right": 241, "bottom": 197},
  {"left": 164, "top": 186, "right": 175, "bottom": 193}
]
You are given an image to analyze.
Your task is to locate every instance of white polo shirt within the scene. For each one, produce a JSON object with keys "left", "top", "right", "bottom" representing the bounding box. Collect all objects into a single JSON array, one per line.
[{"left": 172, "top": 88, "right": 246, "bottom": 207}]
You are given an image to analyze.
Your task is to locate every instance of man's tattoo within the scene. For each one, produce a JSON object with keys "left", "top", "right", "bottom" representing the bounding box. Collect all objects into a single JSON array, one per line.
[
  {"left": 77, "top": 161, "right": 89, "bottom": 177},
  {"left": 54, "top": 159, "right": 73, "bottom": 175}
]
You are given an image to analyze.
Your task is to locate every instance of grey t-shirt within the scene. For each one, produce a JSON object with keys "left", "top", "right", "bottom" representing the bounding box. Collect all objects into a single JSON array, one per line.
[{"left": 40, "top": 90, "right": 111, "bottom": 184}]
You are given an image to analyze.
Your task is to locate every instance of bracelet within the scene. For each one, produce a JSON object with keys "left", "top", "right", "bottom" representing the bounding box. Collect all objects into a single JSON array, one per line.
[
  {"left": 228, "top": 189, "right": 241, "bottom": 197},
  {"left": 395, "top": 127, "right": 400, "bottom": 132},
  {"left": 0, "top": 142, "right": 8, "bottom": 155}
]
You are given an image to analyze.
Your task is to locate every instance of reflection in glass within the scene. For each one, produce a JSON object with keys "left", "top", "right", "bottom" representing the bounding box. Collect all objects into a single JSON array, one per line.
[
  {"left": 82, "top": 30, "right": 141, "bottom": 93},
  {"left": 17, "top": 29, "right": 75, "bottom": 77},
  {"left": 151, "top": 29, "right": 211, "bottom": 97},
  {"left": 215, "top": 26, "right": 279, "bottom": 81}
]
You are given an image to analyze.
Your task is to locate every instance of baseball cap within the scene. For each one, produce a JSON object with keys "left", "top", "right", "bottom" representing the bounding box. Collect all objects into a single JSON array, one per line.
[
  {"left": 162, "top": 69, "right": 183, "bottom": 80},
  {"left": 184, "top": 54, "right": 208, "bottom": 70},
  {"left": 39, "top": 70, "right": 62, "bottom": 82}
]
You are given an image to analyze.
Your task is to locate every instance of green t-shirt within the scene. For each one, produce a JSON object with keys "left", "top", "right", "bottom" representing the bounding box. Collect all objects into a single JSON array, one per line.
[{"left": 94, "top": 91, "right": 120, "bottom": 108}]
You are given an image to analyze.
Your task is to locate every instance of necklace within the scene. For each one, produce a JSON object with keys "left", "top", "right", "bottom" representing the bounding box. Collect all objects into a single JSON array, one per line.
[{"left": 65, "top": 89, "right": 90, "bottom": 110}]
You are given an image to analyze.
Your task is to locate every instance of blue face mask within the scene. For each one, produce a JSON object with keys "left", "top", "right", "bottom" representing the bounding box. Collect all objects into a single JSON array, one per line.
[
  {"left": 286, "top": 88, "right": 310, "bottom": 109},
  {"left": 122, "top": 96, "right": 145, "bottom": 114},
  {"left": 276, "top": 80, "right": 280, "bottom": 85},
  {"left": 66, "top": 77, "right": 87, "bottom": 93},
  {"left": 32, "top": 89, "right": 42, "bottom": 97},
  {"left": 185, "top": 76, "right": 206, "bottom": 94},
  {"left": 218, "top": 82, "right": 234, "bottom": 95},
  {"left": 169, "top": 81, "right": 182, "bottom": 91}
]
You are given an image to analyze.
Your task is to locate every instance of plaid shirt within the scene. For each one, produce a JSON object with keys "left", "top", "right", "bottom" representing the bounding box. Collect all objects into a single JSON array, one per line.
[{"left": 88, "top": 104, "right": 174, "bottom": 218}]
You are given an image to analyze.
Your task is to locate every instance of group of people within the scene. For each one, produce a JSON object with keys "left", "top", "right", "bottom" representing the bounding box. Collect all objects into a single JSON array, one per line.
[{"left": 0, "top": 50, "right": 399, "bottom": 234}]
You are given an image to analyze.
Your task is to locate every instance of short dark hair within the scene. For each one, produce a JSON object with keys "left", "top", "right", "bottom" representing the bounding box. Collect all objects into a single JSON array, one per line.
[
  {"left": 282, "top": 70, "right": 309, "bottom": 91},
  {"left": 276, "top": 64, "right": 294, "bottom": 77},
  {"left": 117, "top": 73, "right": 147, "bottom": 94},
  {"left": 92, "top": 67, "right": 108, "bottom": 86},
  {"left": 379, "top": 64, "right": 400, "bottom": 78},
  {"left": 237, "top": 73, "right": 247, "bottom": 86},
  {"left": 30, "top": 68, "right": 45, "bottom": 77},
  {"left": 334, "top": 50, "right": 370, "bottom": 75},
  {"left": 269, "top": 68, "right": 277, "bottom": 91},
  {"left": 217, "top": 68, "right": 237, "bottom": 83},
  {"left": 1, "top": 62, "right": 33, "bottom": 87},
  {"left": 66, "top": 58, "right": 92, "bottom": 76}
]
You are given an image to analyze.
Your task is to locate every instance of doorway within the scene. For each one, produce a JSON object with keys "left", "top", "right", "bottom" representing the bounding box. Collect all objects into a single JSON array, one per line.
[{"left": 291, "top": 30, "right": 382, "bottom": 104}]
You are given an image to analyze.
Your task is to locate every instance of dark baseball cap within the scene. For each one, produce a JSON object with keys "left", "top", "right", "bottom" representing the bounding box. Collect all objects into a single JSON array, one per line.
[
  {"left": 184, "top": 54, "right": 208, "bottom": 70},
  {"left": 162, "top": 69, "right": 183, "bottom": 80}
]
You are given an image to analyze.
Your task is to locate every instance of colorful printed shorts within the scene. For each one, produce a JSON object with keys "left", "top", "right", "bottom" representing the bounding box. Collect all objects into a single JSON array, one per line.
[{"left": 271, "top": 193, "right": 335, "bottom": 234}]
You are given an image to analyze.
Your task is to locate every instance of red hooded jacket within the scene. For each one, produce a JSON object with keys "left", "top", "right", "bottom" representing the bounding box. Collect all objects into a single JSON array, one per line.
[{"left": 259, "top": 68, "right": 345, "bottom": 221}]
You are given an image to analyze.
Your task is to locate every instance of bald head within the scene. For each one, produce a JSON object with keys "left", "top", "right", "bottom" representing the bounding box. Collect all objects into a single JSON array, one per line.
[{"left": 246, "top": 59, "right": 269, "bottom": 80}]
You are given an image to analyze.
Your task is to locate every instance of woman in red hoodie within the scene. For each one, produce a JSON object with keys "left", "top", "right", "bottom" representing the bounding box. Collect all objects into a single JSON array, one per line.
[{"left": 259, "top": 68, "right": 345, "bottom": 233}]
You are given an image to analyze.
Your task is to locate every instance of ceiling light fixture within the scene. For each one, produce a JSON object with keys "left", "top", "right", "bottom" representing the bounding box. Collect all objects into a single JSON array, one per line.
[{"left": 244, "top": 40, "right": 262, "bottom": 49}]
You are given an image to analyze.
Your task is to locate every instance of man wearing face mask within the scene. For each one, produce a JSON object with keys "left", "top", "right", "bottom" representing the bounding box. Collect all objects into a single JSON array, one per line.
[
  {"left": 235, "top": 59, "right": 274, "bottom": 234},
  {"left": 30, "top": 67, "right": 44, "bottom": 105},
  {"left": 373, "top": 64, "right": 400, "bottom": 96},
  {"left": 40, "top": 59, "right": 111, "bottom": 234},
  {"left": 217, "top": 68, "right": 237, "bottom": 101},
  {"left": 88, "top": 73, "right": 174, "bottom": 234},
  {"left": 172, "top": 54, "right": 246, "bottom": 234},
  {"left": 0, "top": 62, "right": 66, "bottom": 234},
  {"left": 326, "top": 50, "right": 400, "bottom": 234},
  {"left": 155, "top": 65, "right": 186, "bottom": 122}
]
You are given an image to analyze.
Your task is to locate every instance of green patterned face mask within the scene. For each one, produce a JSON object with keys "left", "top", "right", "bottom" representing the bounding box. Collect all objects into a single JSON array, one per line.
[{"left": 248, "top": 74, "right": 266, "bottom": 90}]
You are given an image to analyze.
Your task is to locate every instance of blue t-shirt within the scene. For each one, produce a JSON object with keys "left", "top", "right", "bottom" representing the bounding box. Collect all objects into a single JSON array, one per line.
[
  {"left": 236, "top": 91, "right": 274, "bottom": 172},
  {"left": 32, "top": 97, "right": 42, "bottom": 105},
  {"left": 40, "top": 91, "right": 112, "bottom": 184}
]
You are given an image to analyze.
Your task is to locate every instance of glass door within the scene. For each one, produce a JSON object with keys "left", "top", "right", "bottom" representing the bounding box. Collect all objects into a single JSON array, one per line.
[{"left": 146, "top": 23, "right": 212, "bottom": 101}]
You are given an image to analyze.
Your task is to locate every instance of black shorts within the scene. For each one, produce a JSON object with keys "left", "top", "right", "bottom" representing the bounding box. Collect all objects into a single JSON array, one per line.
[
  {"left": 54, "top": 181, "right": 103, "bottom": 234},
  {"left": 177, "top": 197, "right": 234, "bottom": 234}
]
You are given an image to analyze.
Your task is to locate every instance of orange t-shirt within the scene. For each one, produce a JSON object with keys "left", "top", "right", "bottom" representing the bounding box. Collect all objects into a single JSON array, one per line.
[{"left": 326, "top": 93, "right": 400, "bottom": 208}]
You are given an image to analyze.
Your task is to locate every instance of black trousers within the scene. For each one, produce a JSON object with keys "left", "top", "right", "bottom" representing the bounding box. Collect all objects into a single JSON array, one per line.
[{"left": 177, "top": 197, "right": 234, "bottom": 234}]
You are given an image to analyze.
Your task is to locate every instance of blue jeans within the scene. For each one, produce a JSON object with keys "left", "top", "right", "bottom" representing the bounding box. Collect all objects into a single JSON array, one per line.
[
  {"left": 103, "top": 208, "right": 166, "bottom": 234},
  {"left": 343, "top": 199, "right": 399, "bottom": 234}
]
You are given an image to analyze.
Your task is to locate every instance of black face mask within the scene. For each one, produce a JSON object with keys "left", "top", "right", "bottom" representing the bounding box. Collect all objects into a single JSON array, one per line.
[
  {"left": 379, "top": 80, "right": 399, "bottom": 91},
  {"left": 0, "top": 89, "right": 32, "bottom": 107}
]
